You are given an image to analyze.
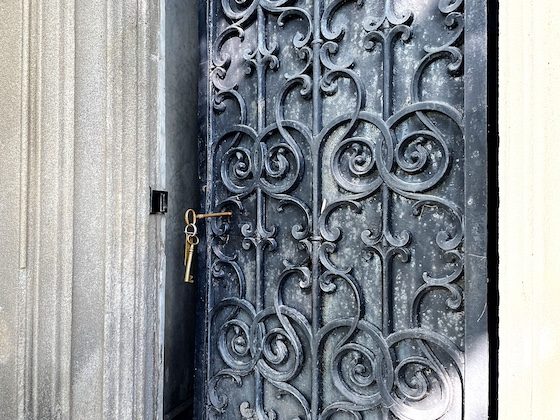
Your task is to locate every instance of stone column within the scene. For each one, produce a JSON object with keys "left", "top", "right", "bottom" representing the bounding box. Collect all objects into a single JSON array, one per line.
[
  {"left": 0, "top": 1, "right": 165, "bottom": 418},
  {"left": 0, "top": 1, "right": 28, "bottom": 418}
]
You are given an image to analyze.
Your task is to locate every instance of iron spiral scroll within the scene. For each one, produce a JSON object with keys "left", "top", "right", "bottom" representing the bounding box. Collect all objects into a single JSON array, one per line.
[{"left": 204, "top": 0, "right": 467, "bottom": 418}]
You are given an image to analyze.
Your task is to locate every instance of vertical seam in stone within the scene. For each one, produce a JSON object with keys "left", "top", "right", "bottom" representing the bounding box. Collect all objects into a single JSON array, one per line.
[
  {"left": 59, "top": 0, "right": 75, "bottom": 416},
  {"left": 31, "top": 0, "right": 43, "bottom": 415},
  {"left": 16, "top": 0, "right": 32, "bottom": 417},
  {"left": 19, "top": 0, "right": 31, "bottom": 271}
]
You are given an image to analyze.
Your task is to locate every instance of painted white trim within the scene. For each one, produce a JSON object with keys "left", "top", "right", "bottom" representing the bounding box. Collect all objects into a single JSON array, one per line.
[{"left": 499, "top": 1, "right": 560, "bottom": 418}]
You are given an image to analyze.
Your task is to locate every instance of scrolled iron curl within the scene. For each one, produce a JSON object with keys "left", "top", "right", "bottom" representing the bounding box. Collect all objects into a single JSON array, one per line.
[
  {"left": 326, "top": 108, "right": 456, "bottom": 196},
  {"left": 362, "top": 0, "right": 413, "bottom": 33},
  {"left": 208, "top": 298, "right": 258, "bottom": 412},
  {"left": 218, "top": 319, "right": 253, "bottom": 368},
  {"left": 323, "top": 320, "right": 463, "bottom": 419},
  {"left": 216, "top": 128, "right": 306, "bottom": 196}
]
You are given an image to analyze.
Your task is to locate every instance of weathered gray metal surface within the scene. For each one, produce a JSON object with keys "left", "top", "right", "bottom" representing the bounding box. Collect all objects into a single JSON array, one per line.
[{"left": 195, "top": 0, "right": 487, "bottom": 418}]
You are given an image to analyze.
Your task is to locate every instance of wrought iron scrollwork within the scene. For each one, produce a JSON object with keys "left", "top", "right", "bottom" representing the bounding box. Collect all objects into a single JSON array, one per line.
[{"left": 204, "top": 0, "right": 467, "bottom": 418}]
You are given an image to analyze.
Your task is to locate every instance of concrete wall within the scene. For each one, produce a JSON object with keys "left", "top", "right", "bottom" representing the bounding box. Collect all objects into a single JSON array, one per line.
[
  {"left": 0, "top": 1, "right": 165, "bottom": 418},
  {"left": 0, "top": 1, "right": 25, "bottom": 418}
]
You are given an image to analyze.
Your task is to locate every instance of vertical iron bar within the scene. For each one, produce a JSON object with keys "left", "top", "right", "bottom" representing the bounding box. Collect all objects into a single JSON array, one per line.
[
  {"left": 255, "top": 5, "right": 267, "bottom": 419},
  {"left": 311, "top": 0, "right": 323, "bottom": 417},
  {"left": 381, "top": 184, "right": 391, "bottom": 337},
  {"left": 204, "top": 0, "right": 217, "bottom": 415},
  {"left": 381, "top": 14, "right": 393, "bottom": 420}
]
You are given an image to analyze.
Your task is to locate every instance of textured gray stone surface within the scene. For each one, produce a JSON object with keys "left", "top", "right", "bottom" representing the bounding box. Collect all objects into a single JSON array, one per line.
[
  {"left": 0, "top": 2, "right": 24, "bottom": 418},
  {"left": 0, "top": 1, "right": 165, "bottom": 418}
]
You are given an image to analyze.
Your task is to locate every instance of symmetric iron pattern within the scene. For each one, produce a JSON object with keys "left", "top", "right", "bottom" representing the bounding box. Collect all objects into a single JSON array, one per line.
[{"left": 204, "top": 0, "right": 467, "bottom": 418}]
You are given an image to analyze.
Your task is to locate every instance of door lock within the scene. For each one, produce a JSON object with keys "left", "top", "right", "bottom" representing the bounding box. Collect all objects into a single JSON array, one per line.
[{"left": 183, "top": 209, "right": 233, "bottom": 284}]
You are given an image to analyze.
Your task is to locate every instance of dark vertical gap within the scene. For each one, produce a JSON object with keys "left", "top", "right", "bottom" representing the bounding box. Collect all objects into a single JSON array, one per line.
[
  {"left": 164, "top": 0, "right": 200, "bottom": 418},
  {"left": 193, "top": 0, "right": 211, "bottom": 418},
  {"left": 487, "top": 0, "right": 499, "bottom": 418}
]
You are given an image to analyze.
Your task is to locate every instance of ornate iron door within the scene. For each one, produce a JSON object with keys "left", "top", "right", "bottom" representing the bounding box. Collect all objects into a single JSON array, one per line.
[{"left": 195, "top": 0, "right": 488, "bottom": 418}]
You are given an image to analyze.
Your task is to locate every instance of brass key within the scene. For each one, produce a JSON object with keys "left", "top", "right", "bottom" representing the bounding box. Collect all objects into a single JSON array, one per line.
[
  {"left": 184, "top": 234, "right": 199, "bottom": 284},
  {"left": 183, "top": 223, "right": 197, "bottom": 266},
  {"left": 183, "top": 209, "right": 198, "bottom": 283}
]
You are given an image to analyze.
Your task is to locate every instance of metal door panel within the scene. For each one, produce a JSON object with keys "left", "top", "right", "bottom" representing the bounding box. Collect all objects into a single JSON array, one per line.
[{"left": 195, "top": 0, "right": 487, "bottom": 418}]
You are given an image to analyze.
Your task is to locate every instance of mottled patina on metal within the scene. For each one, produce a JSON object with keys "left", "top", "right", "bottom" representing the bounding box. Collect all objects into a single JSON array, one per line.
[{"left": 195, "top": 0, "right": 487, "bottom": 418}]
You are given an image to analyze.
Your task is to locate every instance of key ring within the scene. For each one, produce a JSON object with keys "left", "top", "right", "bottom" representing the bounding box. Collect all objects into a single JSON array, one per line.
[
  {"left": 185, "top": 223, "right": 197, "bottom": 237},
  {"left": 185, "top": 208, "right": 197, "bottom": 225}
]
